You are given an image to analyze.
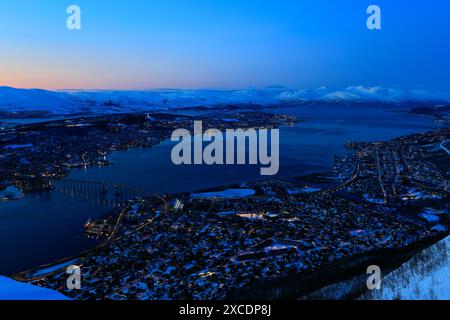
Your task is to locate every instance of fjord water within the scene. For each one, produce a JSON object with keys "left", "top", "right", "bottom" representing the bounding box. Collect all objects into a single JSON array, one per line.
[{"left": 0, "top": 105, "right": 439, "bottom": 275}]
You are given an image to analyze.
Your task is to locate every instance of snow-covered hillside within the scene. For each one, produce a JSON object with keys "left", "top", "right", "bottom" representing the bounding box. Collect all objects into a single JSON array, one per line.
[
  {"left": 1, "top": 86, "right": 449, "bottom": 116},
  {"left": 0, "top": 276, "right": 69, "bottom": 300},
  {"left": 361, "top": 236, "right": 450, "bottom": 300},
  {"left": 0, "top": 86, "right": 76, "bottom": 114}
]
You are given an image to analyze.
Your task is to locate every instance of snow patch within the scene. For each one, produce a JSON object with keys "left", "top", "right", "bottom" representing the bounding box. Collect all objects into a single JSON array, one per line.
[
  {"left": 192, "top": 189, "right": 255, "bottom": 199},
  {"left": 0, "top": 276, "right": 69, "bottom": 300}
]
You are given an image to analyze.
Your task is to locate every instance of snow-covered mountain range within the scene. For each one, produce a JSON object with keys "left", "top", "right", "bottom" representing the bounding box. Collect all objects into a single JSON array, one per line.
[
  {"left": 1, "top": 86, "right": 449, "bottom": 116},
  {"left": 278, "top": 86, "right": 450, "bottom": 104}
]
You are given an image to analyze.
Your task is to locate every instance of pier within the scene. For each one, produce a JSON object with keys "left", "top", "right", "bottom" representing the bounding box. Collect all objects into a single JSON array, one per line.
[{"left": 49, "top": 179, "right": 150, "bottom": 209}]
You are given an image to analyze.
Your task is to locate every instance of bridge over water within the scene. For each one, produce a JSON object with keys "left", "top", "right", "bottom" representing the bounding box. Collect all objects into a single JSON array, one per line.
[{"left": 50, "top": 179, "right": 157, "bottom": 209}]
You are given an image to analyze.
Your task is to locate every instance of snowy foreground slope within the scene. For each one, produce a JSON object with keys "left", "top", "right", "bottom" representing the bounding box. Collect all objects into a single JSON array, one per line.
[
  {"left": 0, "top": 276, "right": 69, "bottom": 300},
  {"left": 1, "top": 86, "right": 450, "bottom": 115},
  {"left": 361, "top": 236, "right": 450, "bottom": 300}
]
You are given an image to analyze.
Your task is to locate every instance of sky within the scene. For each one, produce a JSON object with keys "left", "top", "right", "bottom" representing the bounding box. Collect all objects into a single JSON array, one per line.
[{"left": 0, "top": 0, "right": 449, "bottom": 90}]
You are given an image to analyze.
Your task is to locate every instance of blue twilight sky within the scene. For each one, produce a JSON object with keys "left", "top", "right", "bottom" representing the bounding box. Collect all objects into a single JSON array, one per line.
[{"left": 0, "top": 0, "right": 449, "bottom": 90}]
